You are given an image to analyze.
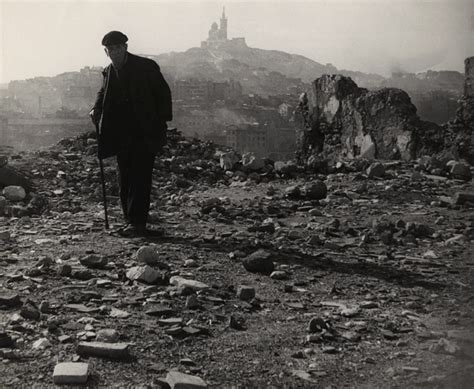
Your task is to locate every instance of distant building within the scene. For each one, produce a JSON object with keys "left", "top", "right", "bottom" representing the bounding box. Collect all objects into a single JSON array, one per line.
[
  {"left": 172, "top": 79, "right": 242, "bottom": 103},
  {"left": 225, "top": 125, "right": 297, "bottom": 160},
  {"left": 201, "top": 8, "right": 247, "bottom": 49}
]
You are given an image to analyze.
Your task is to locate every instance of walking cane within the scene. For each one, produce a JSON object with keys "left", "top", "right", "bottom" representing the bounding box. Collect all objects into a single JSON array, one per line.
[{"left": 94, "top": 122, "right": 110, "bottom": 229}]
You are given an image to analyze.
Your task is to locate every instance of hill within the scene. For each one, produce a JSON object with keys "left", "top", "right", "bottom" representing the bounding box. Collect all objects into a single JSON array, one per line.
[{"left": 152, "top": 42, "right": 385, "bottom": 96}]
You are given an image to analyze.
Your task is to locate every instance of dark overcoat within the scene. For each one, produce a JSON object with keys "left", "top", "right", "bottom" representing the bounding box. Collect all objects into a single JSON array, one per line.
[{"left": 93, "top": 53, "right": 172, "bottom": 159}]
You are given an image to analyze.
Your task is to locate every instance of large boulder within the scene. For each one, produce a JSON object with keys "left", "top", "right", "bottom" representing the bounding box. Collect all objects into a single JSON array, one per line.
[
  {"left": 3, "top": 186, "right": 26, "bottom": 201},
  {"left": 0, "top": 165, "right": 32, "bottom": 190},
  {"left": 242, "top": 249, "right": 275, "bottom": 275},
  {"left": 241, "top": 153, "right": 266, "bottom": 171},
  {"left": 219, "top": 151, "right": 240, "bottom": 170},
  {"left": 448, "top": 161, "right": 472, "bottom": 181},
  {"left": 304, "top": 180, "right": 327, "bottom": 200},
  {"left": 302, "top": 75, "right": 420, "bottom": 160}
]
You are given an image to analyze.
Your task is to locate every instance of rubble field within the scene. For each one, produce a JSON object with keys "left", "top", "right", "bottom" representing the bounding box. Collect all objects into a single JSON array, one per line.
[{"left": 0, "top": 128, "right": 473, "bottom": 388}]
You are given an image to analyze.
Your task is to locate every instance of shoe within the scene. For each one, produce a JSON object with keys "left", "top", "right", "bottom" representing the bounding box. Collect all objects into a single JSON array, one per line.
[{"left": 118, "top": 224, "right": 147, "bottom": 237}]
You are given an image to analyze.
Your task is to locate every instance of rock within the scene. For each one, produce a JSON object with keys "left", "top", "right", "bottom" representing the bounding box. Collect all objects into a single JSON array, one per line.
[
  {"left": 236, "top": 285, "right": 255, "bottom": 301},
  {"left": 308, "top": 235, "right": 324, "bottom": 245},
  {"left": 71, "top": 268, "right": 94, "bottom": 281},
  {"left": 109, "top": 308, "right": 130, "bottom": 318},
  {"left": 308, "top": 317, "right": 328, "bottom": 333},
  {"left": 135, "top": 246, "right": 160, "bottom": 265},
  {"left": 53, "top": 362, "right": 89, "bottom": 385},
  {"left": 429, "top": 338, "right": 463, "bottom": 356},
  {"left": 270, "top": 270, "right": 289, "bottom": 280},
  {"left": 288, "top": 230, "right": 305, "bottom": 240},
  {"left": 305, "top": 334, "right": 323, "bottom": 343},
  {"left": 322, "top": 346, "right": 339, "bottom": 354},
  {"left": 3, "top": 185, "right": 26, "bottom": 201},
  {"left": 241, "top": 152, "right": 265, "bottom": 171},
  {"left": 0, "top": 166, "right": 32, "bottom": 191},
  {"left": 341, "top": 306, "right": 360, "bottom": 317},
  {"left": 0, "top": 196, "right": 6, "bottom": 213},
  {"left": 382, "top": 330, "right": 399, "bottom": 340},
  {"left": 39, "top": 301, "right": 50, "bottom": 313},
  {"left": 79, "top": 254, "right": 108, "bottom": 269},
  {"left": 242, "top": 249, "right": 275, "bottom": 275},
  {"left": 58, "top": 264, "right": 72, "bottom": 276},
  {"left": 219, "top": 151, "right": 240, "bottom": 170},
  {"left": 292, "top": 369, "right": 317, "bottom": 383},
  {"left": 58, "top": 335, "right": 72, "bottom": 343},
  {"left": 449, "top": 161, "right": 472, "bottom": 180},
  {"left": 360, "top": 301, "right": 378, "bottom": 309},
  {"left": 285, "top": 185, "right": 301, "bottom": 198},
  {"left": 228, "top": 315, "right": 246, "bottom": 331},
  {"left": 0, "top": 293, "right": 22, "bottom": 308},
  {"left": 274, "top": 160, "right": 298, "bottom": 174},
  {"left": 411, "top": 171, "right": 424, "bottom": 181},
  {"left": 77, "top": 341, "right": 130, "bottom": 359},
  {"left": 32, "top": 338, "right": 51, "bottom": 350},
  {"left": 0, "top": 230, "right": 10, "bottom": 242},
  {"left": 126, "top": 266, "right": 161, "bottom": 284},
  {"left": 341, "top": 331, "right": 361, "bottom": 342},
  {"left": 185, "top": 295, "right": 200, "bottom": 309},
  {"left": 145, "top": 305, "right": 175, "bottom": 317},
  {"left": 166, "top": 371, "right": 207, "bottom": 389},
  {"left": 20, "top": 304, "right": 40, "bottom": 321},
  {"left": 0, "top": 332, "right": 14, "bottom": 348},
  {"left": 158, "top": 317, "right": 183, "bottom": 326},
  {"left": 169, "top": 276, "right": 209, "bottom": 291},
  {"left": 309, "top": 208, "right": 323, "bottom": 216},
  {"left": 452, "top": 192, "right": 474, "bottom": 205},
  {"left": 96, "top": 329, "right": 119, "bottom": 343},
  {"left": 304, "top": 180, "right": 327, "bottom": 200},
  {"left": 366, "top": 162, "right": 385, "bottom": 178}
]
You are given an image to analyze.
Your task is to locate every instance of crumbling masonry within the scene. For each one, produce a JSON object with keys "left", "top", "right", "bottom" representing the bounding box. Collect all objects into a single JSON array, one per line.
[{"left": 299, "top": 57, "right": 474, "bottom": 164}]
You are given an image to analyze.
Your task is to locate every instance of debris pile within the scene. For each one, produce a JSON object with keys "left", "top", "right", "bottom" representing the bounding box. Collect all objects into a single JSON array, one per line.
[{"left": 298, "top": 57, "right": 474, "bottom": 165}]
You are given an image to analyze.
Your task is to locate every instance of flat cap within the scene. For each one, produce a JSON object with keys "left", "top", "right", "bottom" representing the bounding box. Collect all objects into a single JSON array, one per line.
[{"left": 102, "top": 31, "right": 128, "bottom": 46}]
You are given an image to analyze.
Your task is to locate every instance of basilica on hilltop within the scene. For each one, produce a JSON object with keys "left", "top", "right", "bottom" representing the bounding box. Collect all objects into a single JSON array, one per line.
[{"left": 201, "top": 8, "right": 247, "bottom": 49}]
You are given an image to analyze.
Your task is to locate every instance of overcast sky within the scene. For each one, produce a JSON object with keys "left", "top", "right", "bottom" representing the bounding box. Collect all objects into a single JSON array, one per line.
[{"left": 0, "top": 0, "right": 472, "bottom": 83}]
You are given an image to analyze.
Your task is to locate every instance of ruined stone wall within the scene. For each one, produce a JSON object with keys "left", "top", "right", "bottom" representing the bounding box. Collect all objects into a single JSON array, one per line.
[
  {"left": 440, "top": 56, "right": 474, "bottom": 164},
  {"left": 304, "top": 74, "right": 422, "bottom": 160},
  {"left": 465, "top": 57, "right": 474, "bottom": 98},
  {"left": 300, "top": 61, "right": 474, "bottom": 164}
]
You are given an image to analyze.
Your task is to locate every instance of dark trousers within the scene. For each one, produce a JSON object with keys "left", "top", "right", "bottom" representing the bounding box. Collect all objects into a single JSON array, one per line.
[{"left": 116, "top": 147, "right": 156, "bottom": 226}]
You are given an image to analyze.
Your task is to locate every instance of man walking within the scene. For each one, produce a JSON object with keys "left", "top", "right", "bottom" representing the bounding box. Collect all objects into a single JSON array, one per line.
[{"left": 89, "top": 31, "right": 172, "bottom": 236}]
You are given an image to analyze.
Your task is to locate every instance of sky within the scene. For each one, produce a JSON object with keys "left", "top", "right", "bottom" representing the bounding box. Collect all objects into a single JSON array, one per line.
[{"left": 0, "top": 0, "right": 472, "bottom": 84}]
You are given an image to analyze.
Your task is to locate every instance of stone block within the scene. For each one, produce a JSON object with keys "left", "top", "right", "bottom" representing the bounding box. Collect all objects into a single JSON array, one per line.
[
  {"left": 166, "top": 371, "right": 207, "bottom": 389},
  {"left": 53, "top": 362, "right": 89, "bottom": 385},
  {"left": 77, "top": 341, "right": 130, "bottom": 359}
]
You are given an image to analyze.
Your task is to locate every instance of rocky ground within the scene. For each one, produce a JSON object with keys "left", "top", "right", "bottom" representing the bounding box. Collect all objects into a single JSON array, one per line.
[{"left": 0, "top": 130, "right": 473, "bottom": 388}]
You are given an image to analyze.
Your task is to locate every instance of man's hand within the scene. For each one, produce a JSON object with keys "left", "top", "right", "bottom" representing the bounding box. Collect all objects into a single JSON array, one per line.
[{"left": 89, "top": 109, "right": 100, "bottom": 126}]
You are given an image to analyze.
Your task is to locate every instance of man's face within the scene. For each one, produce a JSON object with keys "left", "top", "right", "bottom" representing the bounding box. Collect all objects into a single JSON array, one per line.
[{"left": 104, "top": 43, "right": 127, "bottom": 65}]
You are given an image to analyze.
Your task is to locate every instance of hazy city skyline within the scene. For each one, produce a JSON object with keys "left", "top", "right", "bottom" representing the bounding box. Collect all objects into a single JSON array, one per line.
[{"left": 0, "top": 0, "right": 472, "bottom": 84}]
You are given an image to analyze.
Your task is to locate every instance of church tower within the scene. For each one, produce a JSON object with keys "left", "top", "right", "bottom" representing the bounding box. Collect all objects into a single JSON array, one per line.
[{"left": 219, "top": 7, "right": 228, "bottom": 40}]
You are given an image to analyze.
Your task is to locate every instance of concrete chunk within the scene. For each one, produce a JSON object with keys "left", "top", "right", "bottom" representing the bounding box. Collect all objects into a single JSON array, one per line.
[
  {"left": 77, "top": 341, "right": 130, "bottom": 359},
  {"left": 166, "top": 371, "right": 208, "bottom": 389},
  {"left": 452, "top": 192, "right": 474, "bottom": 205},
  {"left": 169, "top": 276, "right": 209, "bottom": 291},
  {"left": 126, "top": 265, "right": 160, "bottom": 284},
  {"left": 53, "top": 362, "right": 89, "bottom": 385},
  {"left": 236, "top": 285, "right": 255, "bottom": 301}
]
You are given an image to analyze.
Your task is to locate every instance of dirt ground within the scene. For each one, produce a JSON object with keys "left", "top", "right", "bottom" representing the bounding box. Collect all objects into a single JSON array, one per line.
[{"left": 1, "top": 139, "right": 473, "bottom": 388}]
